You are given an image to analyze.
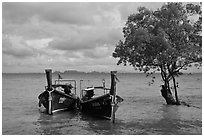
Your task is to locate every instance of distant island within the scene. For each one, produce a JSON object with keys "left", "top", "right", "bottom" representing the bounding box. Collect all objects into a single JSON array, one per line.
[
  {"left": 2, "top": 69, "right": 201, "bottom": 74},
  {"left": 53, "top": 70, "right": 106, "bottom": 74}
]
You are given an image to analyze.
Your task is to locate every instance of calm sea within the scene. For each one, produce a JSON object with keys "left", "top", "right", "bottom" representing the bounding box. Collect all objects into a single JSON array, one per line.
[{"left": 2, "top": 73, "right": 202, "bottom": 135}]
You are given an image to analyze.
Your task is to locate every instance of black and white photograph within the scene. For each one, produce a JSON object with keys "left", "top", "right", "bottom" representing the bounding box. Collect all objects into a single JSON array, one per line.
[{"left": 2, "top": 1, "right": 202, "bottom": 135}]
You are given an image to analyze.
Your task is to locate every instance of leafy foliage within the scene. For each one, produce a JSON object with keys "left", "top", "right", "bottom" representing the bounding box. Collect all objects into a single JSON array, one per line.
[
  {"left": 113, "top": 2, "right": 202, "bottom": 103},
  {"left": 113, "top": 2, "right": 201, "bottom": 74}
]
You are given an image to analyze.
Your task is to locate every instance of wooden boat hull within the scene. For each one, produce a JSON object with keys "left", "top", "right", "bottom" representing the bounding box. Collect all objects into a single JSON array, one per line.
[
  {"left": 80, "top": 94, "right": 119, "bottom": 119},
  {"left": 38, "top": 90, "right": 78, "bottom": 114}
]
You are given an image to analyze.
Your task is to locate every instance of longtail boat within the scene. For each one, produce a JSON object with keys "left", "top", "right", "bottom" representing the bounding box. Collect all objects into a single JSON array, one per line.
[
  {"left": 79, "top": 71, "right": 123, "bottom": 123},
  {"left": 38, "top": 69, "right": 79, "bottom": 115}
]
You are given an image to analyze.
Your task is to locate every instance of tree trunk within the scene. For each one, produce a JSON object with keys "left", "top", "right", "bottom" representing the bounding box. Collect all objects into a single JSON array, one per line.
[
  {"left": 160, "top": 65, "right": 178, "bottom": 105},
  {"left": 160, "top": 81, "right": 177, "bottom": 105},
  {"left": 172, "top": 75, "right": 180, "bottom": 105}
]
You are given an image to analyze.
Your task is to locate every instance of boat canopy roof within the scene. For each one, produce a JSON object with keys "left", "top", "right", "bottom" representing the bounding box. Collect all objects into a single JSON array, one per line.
[{"left": 84, "top": 87, "right": 94, "bottom": 91}]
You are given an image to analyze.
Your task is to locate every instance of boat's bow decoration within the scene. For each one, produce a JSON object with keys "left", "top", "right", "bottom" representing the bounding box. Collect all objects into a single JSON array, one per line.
[
  {"left": 79, "top": 71, "right": 123, "bottom": 123},
  {"left": 38, "top": 69, "right": 79, "bottom": 114}
]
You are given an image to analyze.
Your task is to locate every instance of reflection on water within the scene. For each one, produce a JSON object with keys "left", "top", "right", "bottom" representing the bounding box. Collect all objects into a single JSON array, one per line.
[
  {"left": 36, "top": 110, "right": 124, "bottom": 135},
  {"left": 36, "top": 110, "right": 84, "bottom": 135},
  {"left": 35, "top": 103, "right": 201, "bottom": 135},
  {"left": 158, "top": 105, "right": 183, "bottom": 134}
]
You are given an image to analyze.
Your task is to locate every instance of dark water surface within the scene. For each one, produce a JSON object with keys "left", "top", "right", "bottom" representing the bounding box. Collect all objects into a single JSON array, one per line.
[{"left": 2, "top": 73, "right": 202, "bottom": 135}]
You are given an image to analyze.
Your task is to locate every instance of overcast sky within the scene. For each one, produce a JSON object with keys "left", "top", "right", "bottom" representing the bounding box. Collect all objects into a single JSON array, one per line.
[{"left": 2, "top": 2, "right": 201, "bottom": 73}]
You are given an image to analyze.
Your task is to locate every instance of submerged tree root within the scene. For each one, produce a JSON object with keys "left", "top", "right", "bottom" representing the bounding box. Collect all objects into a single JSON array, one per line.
[
  {"left": 180, "top": 101, "right": 201, "bottom": 109},
  {"left": 160, "top": 86, "right": 200, "bottom": 109},
  {"left": 180, "top": 101, "right": 190, "bottom": 107}
]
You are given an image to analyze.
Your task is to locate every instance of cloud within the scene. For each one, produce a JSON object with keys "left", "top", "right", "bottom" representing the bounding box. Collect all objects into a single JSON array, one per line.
[
  {"left": 83, "top": 45, "right": 111, "bottom": 59},
  {"left": 49, "top": 26, "right": 122, "bottom": 51},
  {"left": 2, "top": 35, "right": 35, "bottom": 58},
  {"left": 2, "top": 2, "right": 166, "bottom": 73},
  {"left": 3, "top": 3, "right": 102, "bottom": 25}
]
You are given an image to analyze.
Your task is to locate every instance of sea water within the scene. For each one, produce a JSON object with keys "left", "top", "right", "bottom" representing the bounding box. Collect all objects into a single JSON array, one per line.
[{"left": 2, "top": 73, "right": 202, "bottom": 135}]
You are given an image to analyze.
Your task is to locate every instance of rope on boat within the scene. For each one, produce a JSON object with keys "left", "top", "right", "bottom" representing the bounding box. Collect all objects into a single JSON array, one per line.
[
  {"left": 111, "top": 95, "right": 117, "bottom": 123},
  {"left": 110, "top": 71, "right": 117, "bottom": 123},
  {"left": 48, "top": 88, "right": 54, "bottom": 115}
]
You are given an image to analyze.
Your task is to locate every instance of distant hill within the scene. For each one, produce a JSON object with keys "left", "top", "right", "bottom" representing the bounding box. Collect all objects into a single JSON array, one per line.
[{"left": 53, "top": 70, "right": 106, "bottom": 74}]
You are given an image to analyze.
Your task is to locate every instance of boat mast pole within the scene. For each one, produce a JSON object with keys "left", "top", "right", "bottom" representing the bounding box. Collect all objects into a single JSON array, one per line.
[
  {"left": 45, "top": 69, "right": 53, "bottom": 115},
  {"left": 110, "top": 71, "right": 117, "bottom": 123},
  {"left": 102, "top": 79, "right": 105, "bottom": 94},
  {"left": 80, "top": 80, "right": 83, "bottom": 99}
]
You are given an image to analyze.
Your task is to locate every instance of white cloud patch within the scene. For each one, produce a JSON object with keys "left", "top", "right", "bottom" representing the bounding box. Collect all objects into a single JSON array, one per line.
[
  {"left": 83, "top": 45, "right": 111, "bottom": 59},
  {"left": 3, "top": 35, "right": 35, "bottom": 58}
]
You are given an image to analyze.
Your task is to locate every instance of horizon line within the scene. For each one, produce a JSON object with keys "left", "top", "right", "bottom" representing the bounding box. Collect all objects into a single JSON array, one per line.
[{"left": 2, "top": 71, "right": 201, "bottom": 74}]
